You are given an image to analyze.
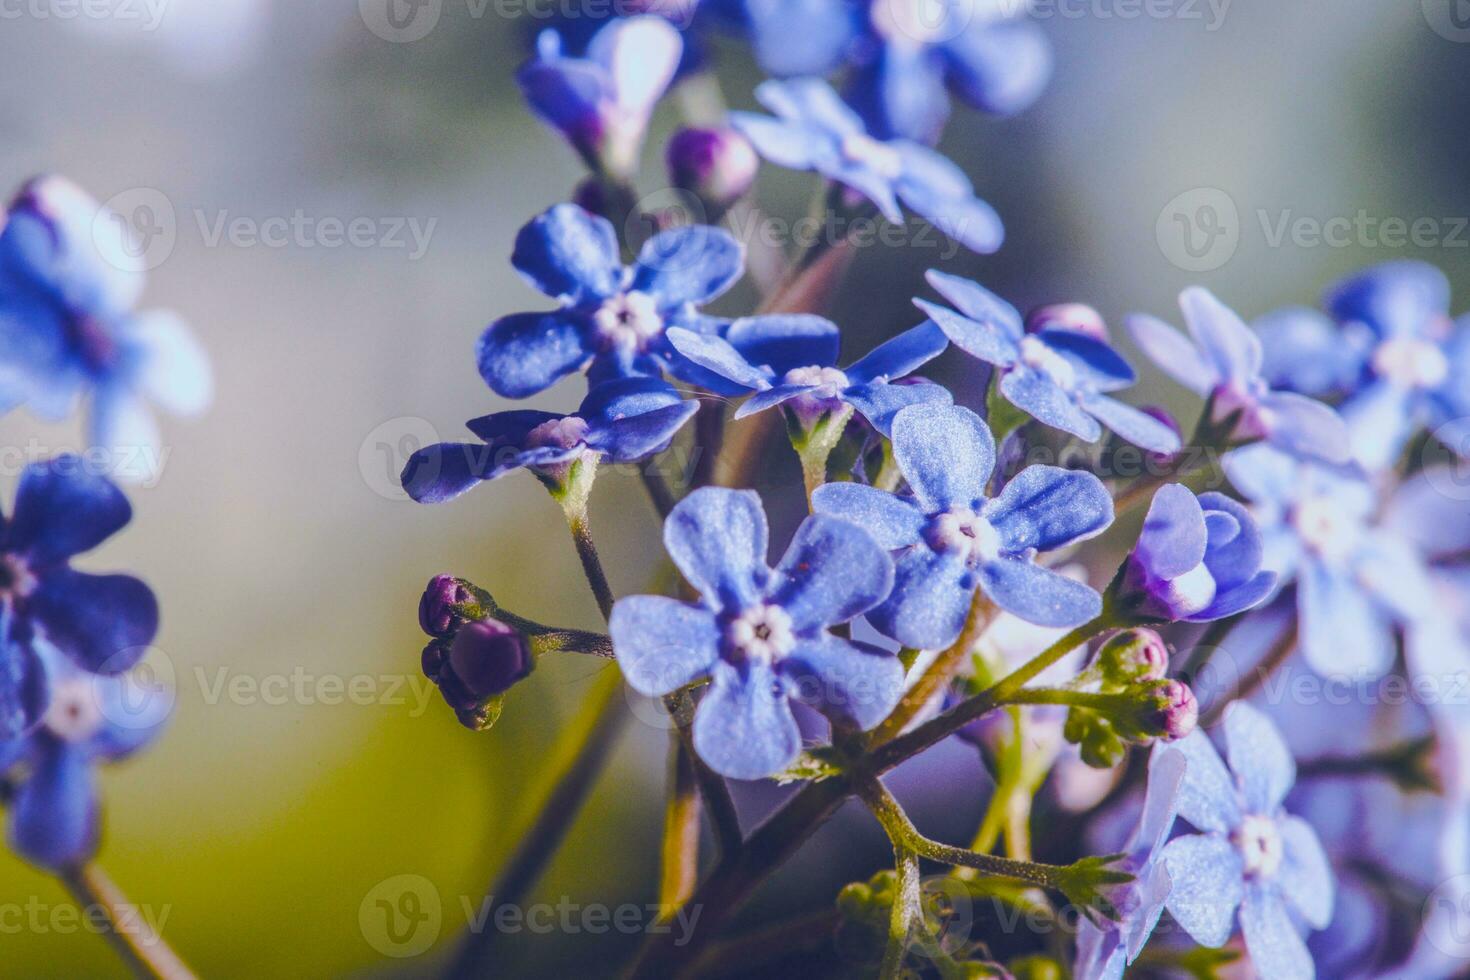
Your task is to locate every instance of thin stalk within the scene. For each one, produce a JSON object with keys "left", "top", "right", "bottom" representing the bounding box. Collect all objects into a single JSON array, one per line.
[
  {"left": 664, "top": 691, "right": 743, "bottom": 859},
  {"left": 565, "top": 510, "right": 616, "bottom": 621},
  {"left": 58, "top": 865, "right": 197, "bottom": 980},
  {"left": 640, "top": 468, "right": 679, "bottom": 520},
  {"left": 872, "top": 593, "right": 996, "bottom": 743},
  {"left": 880, "top": 843, "right": 921, "bottom": 980},
  {"left": 1202, "top": 618, "right": 1300, "bottom": 726},
  {"left": 687, "top": 910, "right": 840, "bottom": 977},
  {"left": 659, "top": 740, "right": 702, "bottom": 909},
  {"left": 448, "top": 667, "right": 630, "bottom": 979},
  {"left": 689, "top": 400, "right": 725, "bottom": 491}
]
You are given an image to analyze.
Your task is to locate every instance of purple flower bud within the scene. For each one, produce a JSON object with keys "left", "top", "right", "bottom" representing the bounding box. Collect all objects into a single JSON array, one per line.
[
  {"left": 1097, "top": 629, "right": 1170, "bottom": 684},
  {"left": 1149, "top": 680, "right": 1198, "bottom": 741},
  {"left": 666, "top": 126, "right": 759, "bottom": 214},
  {"left": 447, "top": 619, "right": 535, "bottom": 702},
  {"left": 421, "top": 640, "right": 449, "bottom": 683},
  {"left": 419, "top": 574, "right": 475, "bottom": 638},
  {"left": 1025, "top": 303, "right": 1109, "bottom": 343}
]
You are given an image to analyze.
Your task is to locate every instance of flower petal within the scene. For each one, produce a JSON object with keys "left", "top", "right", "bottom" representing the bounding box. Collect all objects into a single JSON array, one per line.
[
  {"left": 609, "top": 595, "right": 720, "bottom": 696},
  {"left": 1136, "top": 484, "right": 1208, "bottom": 580},
  {"left": 0, "top": 640, "right": 47, "bottom": 741},
  {"left": 1223, "top": 702, "right": 1295, "bottom": 813},
  {"left": 844, "top": 320, "right": 948, "bottom": 384},
  {"left": 1081, "top": 394, "right": 1182, "bottom": 455},
  {"left": 88, "top": 385, "right": 162, "bottom": 484},
  {"left": 1161, "top": 833, "right": 1245, "bottom": 948},
  {"left": 891, "top": 403, "right": 995, "bottom": 512},
  {"left": 1035, "top": 329, "right": 1136, "bottom": 392},
  {"left": 477, "top": 311, "right": 591, "bottom": 399},
  {"left": 664, "top": 487, "right": 769, "bottom": 609},
  {"left": 896, "top": 171, "right": 1004, "bottom": 255},
  {"left": 728, "top": 112, "right": 822, "bottom": 170},
  {"left": 124, "top": 310, "right": 212, "bottom": 416},
  {"left": 1180, "top": 287, "right": 1263, "bottom": 383},
  {"left": 1298, "top": 558, "right": 1397, "bottom": 681},
  {"left": 755, "top": 77, "right": 864, "bottom": 136},
  {"left": 781, "top": 634, "right": 903, "bottom": 730},
  {"left": 977, "top": 557, "right": 1102, "bottom": 628},
  {"left": 1239, "top": 883, "right": 1314, "bottom": 980},
  {"left": 1259, "top": 391, "right": 1351, "bottom": 465},
  {"left": 590, "top": 15, "right": 682, "bottom": 116},
  {"left": 9, "top": 740, "right": 97, "bottom": 870},
  {"left": 665, "top": 328, "right": 769, "bottom": 392},
  {"left": 401, "top": 443, "right": 506, "bottom": 503},
  {"left": 29, "top": 570, "right": 158, "bottom": 675},
  {"left": 1257, "top": 306, "right": 1360, "bottom": 397},
  {"left": 1173, "top": 729, "right": 1243, "bottom": 833},
  {"left": 8, "top": 456, "right": 132, "bottom": 565},
  {"left": 726, "top": 314, "right": 841, "bottom": 376},
  {"left": 632, "top": 225, "right": 745, "bottom": 307},
  {"left": 1000, "top": 368, "right": 1102, "bottom": 441},
  {"left": 1324, "top": 260, "right": 1449, "bottom": 341},
  {"left": 1278, "top": 816, "right": 1334, "bottom": 930},
  {"left": 770, "top": 514, "right": 894, "bottom": 631},
  {"left": 924, "top": 271, "right": 1024, "bottom": 338},
  {"left": 589, "top": 401, "right": 698, "bottom": 462},
  {"left": 915, "top": 298, "right": 1019, "bottom": 368},
  {"left": 509, "top": 204, "right": 622, "bottom": 304},
  {"left": 1125, "top": 313, "right": 1218, "bottom": 396},
  {"left": 1340, "top": 380, "right": 1416, "bottom": 472},
  {"left": 693, "top": 661, "right": 801, "bottom": 780},
  {"left": 985, "top": 465, "right": 1113, "bottom": 553},
  {"left": 943, "top": 19, "right": 1052, "bottom": 116},
  {"left": 867, "top": 546, "right": 973, "bottom": 651},
  {"left": 844, "top": 380, "right": 953, "bottom": 436},
  {"left": 810, "top": 482, "right": 926, "bottom": 550}
]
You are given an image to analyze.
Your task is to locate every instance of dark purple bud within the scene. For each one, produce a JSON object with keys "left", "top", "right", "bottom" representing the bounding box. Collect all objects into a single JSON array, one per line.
[
  {"left": 421, "top": 640, "right": 450, "bottom": 684},
  {"left": 1149, "top": 680, "right": 1198, "bottom": 741},
  {"left": 573, "top": 178, "right": 609, "bottom": 218},
  {"left": 448, "top": 619, "right": 535, "bottom": 700},
  {"left": 420, "top": 575, "right": 476, "bottom": 638},
  {"left": 666, "top": 126, "right": 758, "bottom": 213},
  {"left": 1097, "top": 629, "right": 1170, "bottom": 685},
  {"left": 1025, "top": 303, "right": 1109, "bottom": 343}
]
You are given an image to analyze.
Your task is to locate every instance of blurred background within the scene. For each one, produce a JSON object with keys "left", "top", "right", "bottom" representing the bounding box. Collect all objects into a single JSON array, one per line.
[{"left": 0, "top": 0, "right": 1467, "bottom": 975}]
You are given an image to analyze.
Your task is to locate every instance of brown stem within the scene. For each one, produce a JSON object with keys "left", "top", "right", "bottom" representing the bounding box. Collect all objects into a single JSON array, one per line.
[
  {"left": 871, "top": 594, "right": 996, "bottom": 744},
  {"left": 58, "top": 865, "right": 197, "bottom": 980}
]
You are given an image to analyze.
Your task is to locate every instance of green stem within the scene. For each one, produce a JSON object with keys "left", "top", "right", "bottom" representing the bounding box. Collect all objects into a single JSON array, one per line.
[
  {"left": 565, "top": 510, "right": 616, "bottom": 621},
  {"left": 57, "top": 865, "right": 196, "bottom": 980},
  {"left": 880, "top": 843, "right": 921, "bottom": 980},
  {"left": 448, "top": 668, "right": 630, "bottom": 978},
  {"left": 872, "top": 593, "right": 996, "bottom": 743}
]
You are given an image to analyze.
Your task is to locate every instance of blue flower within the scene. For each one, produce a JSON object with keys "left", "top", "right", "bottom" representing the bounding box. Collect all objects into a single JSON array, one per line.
[
  {"left": 811, "top": 403, "right": 1112, "bottom": 649},
  {"left": 1161, "top": 703, "right": 1334, "bottom": 980},
  {"left": 401, "top": 377, "right": 698, "bottom": 503},
  {"left": 918, "top": 271, "right": 1182, "bottom": 453},
  {"left": 477, "top": 205, "right": 747, "bottom": 398},
  {"left": 667, "top": 315, "right": 951, "bottom": 433},
  {"left": 729, "top": 78, "right": 1005, "bottom": 254},
  {"left": 0, "top": 457, "right": 158, "bottom": 675},
  {"left": 609, "top": 486, "right": 902, "bottom": 779},
  {"left": 1, "top": 644, "right": 169, "bottom": 869},
  {"left": 1116, "top": 484, "right": 1276, "bottom": 624},
  {"left": 0, "top": 612, "right": 47, "bottom": 742},
  {"left": 701, "top": 0, "right": 859, "bottom": 78},
  {"left": 518, "top": 16, "right": 685, "bottom": 176},
  {"left": 846, "top": 0, "right": 1052, "bottom": 141},
  {"left": 1261, "top": 262, "right": 1470, "bottom": 472},
  {"left": 1073, "top": 744, "right": 1185, "bottom": 980},
  {"left": 0, "top": 177, "right": 211, "bottom": 480},
  {"left": 1224, "top": 444, "right": 1431, "bottom": 680},
  {"left": 1127, "top": 288, "right": 1350, "bottom": 463}
]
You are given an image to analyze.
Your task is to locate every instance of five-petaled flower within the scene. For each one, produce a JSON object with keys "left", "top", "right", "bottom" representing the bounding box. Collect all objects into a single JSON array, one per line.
[
  {"left": 518, "top": 16, "right": 684, "bottom": 177},
  {"left": 1114, "top": 484, "right": 1276, "bottom": 624},
  {"left": 1127, "top": 288, "right": 1350, "bottom": 464},
  {"left": 0, "top": 177, "right": 212, "bottom": 481},
  {"left": 811, "top": 403, "right": 1112, "bottom": 650},
  {"left": 668, "top": 315, "right": 951, "bottom": 434},
  {"left": 401, "top": 377, "right": 699, "bottom": 503},
  {"left": 1072, "top": 744, "right": 1185, "bottom": 980},
  {"left": 729, "top": 78, "right": 1005, "bottom": 254},
  {"left": 477, "top": 205, "right": 750, "bottom": 399},
  {"left": 0, "top": 643, "right": 169, "bottom": 870},
  {"left": 1162, "top": 703, "right": 1334, "bottom": 980},
  {"left": 0, "top": 456, "right": 158, "bottom": 676},
  {"left": 1224, "top": 444, "right": 1431, "bottom": 680},
  {"left": 609, "top": 487, "right": 902, "bottom": 780},
  {"left": 918, "top": 271, "right": 1182, "bottom": 454},
  {"left": 1259, "top": 261, "right": 1470, "bottom": 472}
]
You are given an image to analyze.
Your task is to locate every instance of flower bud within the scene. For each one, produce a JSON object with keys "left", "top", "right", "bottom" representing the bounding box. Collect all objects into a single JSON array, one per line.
[
  {"left": 1096, "top": 629, "right": 1170, "bottom": 686},
  {"left": 1145, "top": 679, "right": 1198, "bottom": 741},
  {"left": 419, "top": 574, "right": 477, "bottom": 638},
  {"left": 666, "top": 126, "right": 759, "bottom": 217},
  {"left": 1025, "top": 303, "right": 1109, "bottom": 342},
  {"left": 447, "top": 620, "right": 535, "bottom": 702}
]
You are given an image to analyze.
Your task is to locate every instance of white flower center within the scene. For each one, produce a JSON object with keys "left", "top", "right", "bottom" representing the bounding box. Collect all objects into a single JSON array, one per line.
[
  {"left": 726, "top": 604, "right": 796, "bottom": 664},
  {"left": 0, "top": 554, "right": 36, "bottom": 599},
  {"left": 840, "top": 133, "right": 905, "bottom": 181},
  {"left": 525, "top": 416, "right": 591, "bottom": 451},
  {"left": 1372, "top": 336, "right": 1449, "bottom": 390},
  {"left": 1234, "top": 814, "right": 1284, "bottom": 879},
  {"left": 1018, "top": 335, "right": 1078, "bottom": 391},
  {"left": 927, "top": 508, "right": 1002, "bottom": 564},
  {"left": 1290, "top": 495, "right": 1357, "bottom": 561},
  {"left": 1161, "top": 563, "right": 1217, "bottom": 617},
  {"left": 594, "top": 291, "right": 664, "bottom": 352},
  {"left": 783, "top": 365, "right": 850, "bottom": 395},
  {"left": 43, "top": 677, "right": 105, "bottom": 744}
]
